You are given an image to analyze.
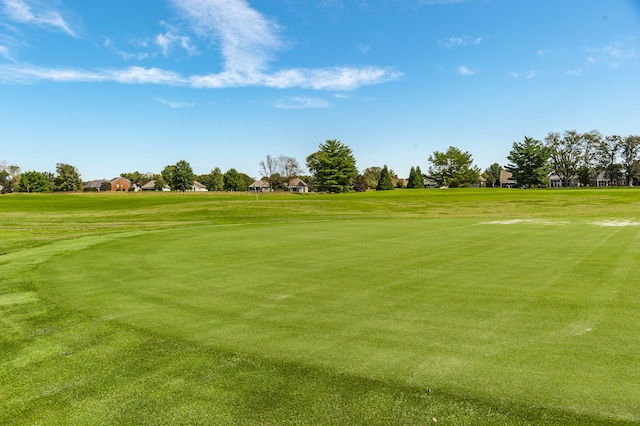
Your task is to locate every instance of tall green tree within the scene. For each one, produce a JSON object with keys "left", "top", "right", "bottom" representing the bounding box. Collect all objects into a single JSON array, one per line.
[
  {"left": 427, "top": 146, "right": 480, "bottom": 188},
  {"left": 545, "top": 130, "right": 583, "bottom": 187},
  {"left": 162, "top": 160, "right": 194, "bottom": 191},
  {"left": 223, "top": 168, "right": 248, "bottom": 191},
  {"left": 505, "top": 137, "right": 551, "bottom": 188},
  {"left": 483, "top": 163, "right": 501, "bottom": 187},
  {"left": 200, "top": 167, "right": 224, "bottom": 191},
  {"left": 376, "top": 165, "right": 394, "bottom": 191},
  {"left": 595, "top": 135, "right": 623, "bottom": 185},
  {"left": 306, "top": 139, "right": 358, "bottom": 193},
  {"left": 19, "top": 171, "right": 50, "bottom": 193},
  {"left": 407, "top": 166, "right": 425, "bottom": 189},
  {"left": 54, "top": 163, "right": 82, "bottom": 192}
]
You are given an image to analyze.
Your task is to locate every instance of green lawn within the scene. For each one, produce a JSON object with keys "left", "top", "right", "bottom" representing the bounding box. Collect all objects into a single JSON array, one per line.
[{"left": 1, "top": 189, "right": 639, "bottom": 424}]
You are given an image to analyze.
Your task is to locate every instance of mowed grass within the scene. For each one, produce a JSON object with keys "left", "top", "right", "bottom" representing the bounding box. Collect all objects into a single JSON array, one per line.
[{"left": 1, "top": 189, "right": 640, "bottom": 424}]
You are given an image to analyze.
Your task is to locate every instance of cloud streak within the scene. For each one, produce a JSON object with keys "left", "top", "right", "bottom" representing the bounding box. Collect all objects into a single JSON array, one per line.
[
  {"left": 440, "top": 35, "right": 483, "bottom": 48},
  {"left": 1, "top": 0, "right": 76, "bottom": 37},
  {"left": 0, "top": 63, "right": 401, "bottom": 91},
  {"left": 273, "top": 96, "right": 330, "bottom": 109},
  {"left": 457, "top": 65, "right": 478, "bottom": 76}
]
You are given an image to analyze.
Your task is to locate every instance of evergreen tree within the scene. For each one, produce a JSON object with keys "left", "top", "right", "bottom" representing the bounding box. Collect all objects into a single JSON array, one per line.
[
  {"left": 506, "top": 137, "right": 551, "bottom": 188},
  {"left": 407, "top": 166, "right": 425, "bottom": 188},
  {"left": 376, "top": 165, "right": 394, "bottom": 190},
  {"left": 306, "top": 139, "right": 358, "bottom": 193}
]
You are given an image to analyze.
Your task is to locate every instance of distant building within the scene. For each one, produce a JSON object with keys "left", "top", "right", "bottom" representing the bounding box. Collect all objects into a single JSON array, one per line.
[
  {"left": 249, "top": 180, "right": 271, "bottom": 192},
  {"left": 288, "top": 178, "right": 309, "bottom": 193}
]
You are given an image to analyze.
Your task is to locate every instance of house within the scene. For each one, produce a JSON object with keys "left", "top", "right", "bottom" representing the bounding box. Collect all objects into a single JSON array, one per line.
[
  {"left": 141, "top": 180, "right": 170, "bottom": 191},
  {"left": 249, "top": 180, "right": 271, "bottom": 192},
  {"left": 592, "top": 171, "right": 626, "bottom": 187},
  {"left": 548, "top": 174, "right": 579, "bottom": 188},
  {"left": 109, "top": 177, "right": 131, "bottom": 192},
  {"left": 423, "top": 177, "right": 438, "bottom": 188},
  {"left": 191, "top": 181, "right": 208, "bottom": 192},
  {"left": 83, "top": 179, "right": 108, "bottom": 191},
  {"left": 499, "top": 170, "right": 517, "bottom": 188},
  {"left": 288, "top": 178, "right": 309, "bottom": 193}
]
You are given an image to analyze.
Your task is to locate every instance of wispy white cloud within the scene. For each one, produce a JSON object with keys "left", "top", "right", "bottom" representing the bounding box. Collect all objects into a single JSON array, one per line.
[
  {"left": 0, "top": 44, "right": 11, "bottom": 59},
  {"left": 536, "top": 49, "right": 549, "bottom": 58},
  {"left": 508, "top": 70, "right": 537, "bottom": 79},
  {"left": 155, "top": 21, "right": 198, "bottom": 58},
  {"left": 170, "top": 0, "right": 283, "bottom": 74},
  {"left": 358, "top": 43, "right": 372, "bottom": 54},
  {"left": 440, "top": 35, "right": 483, "bottom": 48},
  {"left": 273, "top": 96, "right": 330, "bottom": 109},
  {"left": 155, "top": 97, "right": 195, "bottom": 108},
  {"left": 457, "top": 65, "right": 478, "bottom": 76},
  {"left": 1, "top": 0, "right": 76, "bottom": 37},
  {"left": 102, "top": 38, "right": 149, "bottom": 61},
  {"left": 585, "top": 38, "right": 637, "bottom": 68},
  {"left": 0, "top": 63, "right": 401, "bottom": 91},
  {"left": 565, "top": 67, "right": 582, "bottom": 77}
]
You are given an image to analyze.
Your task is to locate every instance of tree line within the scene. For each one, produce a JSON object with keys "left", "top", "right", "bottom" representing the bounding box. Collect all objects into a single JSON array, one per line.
[{"left": 2, "top": 130, "right": 638, "bottom": 194}]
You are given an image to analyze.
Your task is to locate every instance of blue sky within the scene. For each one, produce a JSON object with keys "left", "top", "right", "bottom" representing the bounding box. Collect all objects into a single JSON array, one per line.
[{"left": 1, "top": 0, "right": 639, "bottom": 180}]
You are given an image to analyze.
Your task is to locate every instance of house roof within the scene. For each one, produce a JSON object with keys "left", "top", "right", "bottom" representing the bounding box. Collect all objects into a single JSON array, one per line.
[
  {"left": 83, "top": 179, "right": 108, "bottom": 189},
  {"left": 499, "top": 169, "right": 515, "bottom": 182},
  {"left": 288, "top": 178, "right": 308, "bottom": 187},
  {"left": 193, "top": 181, "right": 207, "bottom": 189},
  {"left": 109, "top": 176, "right": 131, "bottom": 184},
  {"left": 250, "top": 180, "right": 270, "bottom": 188},
  {"left": 141, "top": 180, "right": 169, "bottom": 190}
]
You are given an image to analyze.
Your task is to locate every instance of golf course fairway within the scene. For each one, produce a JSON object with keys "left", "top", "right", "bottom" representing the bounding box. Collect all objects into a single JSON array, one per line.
[{"left": 2, "top": 189, "right": 639, "bottom": 424}]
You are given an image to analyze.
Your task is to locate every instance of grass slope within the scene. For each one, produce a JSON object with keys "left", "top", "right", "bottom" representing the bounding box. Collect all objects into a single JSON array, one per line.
[{"left": 1, "top": 189, "right": 639, "bottom": 424}]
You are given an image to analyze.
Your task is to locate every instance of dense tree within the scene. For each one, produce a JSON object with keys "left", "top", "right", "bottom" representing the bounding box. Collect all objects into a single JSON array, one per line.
[
  {"left": 361, "top": 167, "right": 382, "bottom": 189},
  {"left": 306, "top": 139, "right": 358, "bottom": 193},
  {"left": 223, "top": 168, "right": 248, "bottom": 191},
  {"left": 376, "top": 165, "right": 394, "bottom": 191},
  {"left": 407, "top": 166, "right": 425, "bottom": 189},
  {"left": 353, "top": 174, "right": 369, "bottom": 192},
  {"left": 595, "top": 135, "right": 623, "bottom": 185},
  {"left": 545, "top": 130, "right": 583, "bottom": 187},
  {"left": 19, "top": 171, "right": 50, "bottom": 192},
  {"left": 121, "top": 171, "right": 152, "bottom": 187},
  {"left": 483, "top": 163, "right": 501, "bottom": 187},
  {"left": 200, "top": 167, "right": 224, "bottom": 191},
  {"left": 162, "top": 160, "right": 194, "bottom": 191},
  {"left": 54, "top": 163, "right": 82, "bottom": 192},
  {"left": 505, "top": 137, "right": 551, "bottom": 188},
  {"left": 427, "top": 146, "right": 480, "bottom": 188},
  {"left": 576, "top": 130, "right": 602, "bottom": 186},
  {"left": 621, "top": 135, "right": 640, "bottom": 186},
  {"left": 154, "top": 177, "right": 168, "bottom": 191},
  {"left": 0, "top": 162, "right": 21, "bottom": 193}
]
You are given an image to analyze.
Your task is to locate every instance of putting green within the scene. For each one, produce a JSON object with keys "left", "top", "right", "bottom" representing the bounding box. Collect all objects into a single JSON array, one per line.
[{"left": 34, "top": 217, "right": 640, "bottom": 421}]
